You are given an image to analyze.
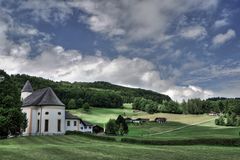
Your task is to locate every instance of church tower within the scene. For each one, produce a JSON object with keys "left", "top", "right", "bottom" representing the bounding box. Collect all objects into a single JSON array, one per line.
[{"left": 21, "top": 80, "right": 33, "bottom": 101}]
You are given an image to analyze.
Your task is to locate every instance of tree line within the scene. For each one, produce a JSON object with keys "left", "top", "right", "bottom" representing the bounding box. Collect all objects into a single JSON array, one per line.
[{"left": 132, "top": 97, "right": 240, "bottom": 116}]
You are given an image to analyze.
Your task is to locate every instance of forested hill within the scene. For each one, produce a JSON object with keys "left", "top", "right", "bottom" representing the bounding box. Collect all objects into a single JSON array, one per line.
[{"left": 5, "top": 71, "right": 171, "bottom": 108}]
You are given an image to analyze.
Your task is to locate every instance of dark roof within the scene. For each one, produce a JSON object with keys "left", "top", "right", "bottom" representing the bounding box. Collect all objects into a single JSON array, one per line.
[
  {"left": 82, "top": 120, "right": 93, "bottom": 126},
  {"left": 22, "top": 87, "right": 64, "bottom": 107},
  {"left": 21, "top": 80, "right": 33, "bottom": 92},
  {"left": 65, "top": 111, "right": 92, "bottom": 126},
  {"left": 65, "top": 111, "right": 81, "bottom": 120}
]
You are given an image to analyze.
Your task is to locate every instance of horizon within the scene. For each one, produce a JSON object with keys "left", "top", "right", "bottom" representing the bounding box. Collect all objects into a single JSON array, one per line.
[{"left": 0, "top": 0, "right": 240, "bottom": 101}]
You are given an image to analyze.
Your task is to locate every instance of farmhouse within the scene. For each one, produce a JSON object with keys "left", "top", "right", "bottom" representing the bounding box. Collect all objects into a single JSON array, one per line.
[
  {"left": 21, "top": 80, "right": 93, "bottom": 135},
  {"left": 155, "top": 117, "right": 167, "bottom": 124}
]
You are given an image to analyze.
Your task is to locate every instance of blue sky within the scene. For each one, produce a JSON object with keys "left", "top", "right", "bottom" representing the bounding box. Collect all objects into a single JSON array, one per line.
[{"left": 0, "top": 0, "right": 240, "bottom": 101}]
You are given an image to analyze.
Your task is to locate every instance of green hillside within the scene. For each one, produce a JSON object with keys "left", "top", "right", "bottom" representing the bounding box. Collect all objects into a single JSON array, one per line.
[
  {"left": 10, "top": 72, "right": 171, "bottom": 108},
  {"left": 1, "top": 135, "right": 240, "bottom": 160}
]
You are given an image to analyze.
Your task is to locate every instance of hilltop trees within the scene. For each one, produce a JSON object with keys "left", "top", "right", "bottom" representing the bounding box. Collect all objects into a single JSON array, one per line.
[
  {"left": 67, "top": 99, "right": 77, "bottom": 109},
  {"left": 160, "top": 100, "right": 182, "bottom": 114},
  {"left": 133, "top": 98, "right": 158, "bottom": 114},
  {"left": 82, "top": 103, "right": 90, "bottom": 112},
  {"left": 88, "top": 91, "right": 123, "bottom": 108}
]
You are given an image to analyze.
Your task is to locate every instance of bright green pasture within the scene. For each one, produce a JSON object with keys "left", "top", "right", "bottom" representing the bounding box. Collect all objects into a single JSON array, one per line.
[
  {"left": 1, "top": 135, "right": 240, "bottom": 160},
  {"left": 68, "top": 103, "right": 144, "bottom": 125}
]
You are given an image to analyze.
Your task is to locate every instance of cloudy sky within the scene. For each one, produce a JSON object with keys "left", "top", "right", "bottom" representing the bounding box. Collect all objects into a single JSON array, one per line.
[{"left": 0, "top": 0, "right": 240, "bottom": 101}]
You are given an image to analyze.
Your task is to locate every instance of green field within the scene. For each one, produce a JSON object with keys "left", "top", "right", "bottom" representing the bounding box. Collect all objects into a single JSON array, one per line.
[
  {"left": 128, "top": 121, "right": 240, "bottom": 140},
  {"left": 69, "top": 105, "right": 240, "bottom": 140},
  {"left": 68, "top": 103, "right": 145, "bottom": 125},
  {"left": 1, "top": 135, "right": 240, "bottom": 160}
]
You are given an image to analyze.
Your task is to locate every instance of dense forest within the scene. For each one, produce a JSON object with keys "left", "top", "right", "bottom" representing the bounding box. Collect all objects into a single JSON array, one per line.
[{"left": 5, "top": 70, "right": 171, "bottom": 109}]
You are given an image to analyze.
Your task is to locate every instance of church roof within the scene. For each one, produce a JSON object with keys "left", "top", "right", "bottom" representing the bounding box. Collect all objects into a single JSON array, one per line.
[
  {"left": 21, "top": 80, "right": 33, "bottom": 92},
  {"left": 22, "top": 87, "right": 64, "bottom": 107}
]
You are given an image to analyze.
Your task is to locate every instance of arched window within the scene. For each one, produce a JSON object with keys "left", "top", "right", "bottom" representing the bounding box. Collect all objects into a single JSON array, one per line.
[
  {"left": 58, "top": 112, "right": 61, "bottom": 115},
  {"left": 45, "top": 112, "right": 49, "bottom": 115}
]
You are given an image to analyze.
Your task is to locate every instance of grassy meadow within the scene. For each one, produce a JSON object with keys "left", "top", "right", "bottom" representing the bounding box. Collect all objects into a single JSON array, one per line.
[
  {"left": 68, "top": 103, "right": 145, "bottom": 125},
  {"left": 1, "top": 135, "right": 240, "bottom": 160},
  {"left": 68, "top": 104, "right": 240, "bottom": 140}
]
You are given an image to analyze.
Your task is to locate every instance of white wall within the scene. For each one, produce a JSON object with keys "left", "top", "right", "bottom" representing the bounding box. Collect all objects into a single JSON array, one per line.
[
  {"left": 65, "top": 119, "right": 93, "bottom": 133},
  {"left": 21, "top": 107, "right": 31, "bottom": 135},
  {"left": 22, "top": 105, "right": 94, "bottom": 135},
  {"left": 79, "top": 123, "right": 93, "bottom": 133},
  {"left": 21, "top": 106, "right": 66, "bottom": 135},
  {"left": 65, "top": 119, "right": 80, "bottom": 131}
]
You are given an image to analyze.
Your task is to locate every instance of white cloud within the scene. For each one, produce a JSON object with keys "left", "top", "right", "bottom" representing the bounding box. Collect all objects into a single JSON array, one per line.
[
  {"left": 19, "top": 0, "right": 73, "bottom": 23},
  {"left": 9, "top": 43, "right": 31, "bottom": 57},
  {"left": 212, "top": 29, "right": 236, "bottom": 45},
  {"left": 164, "top": 85, "right": 214, "bottom": 102},
  {"left": 69, "top": 0, "right": 218, "bottom": 42},
  {"left": 17, "top": 0, "right": 218, "bottom": 43},
  {"left": 214, "top": 19, "right": 229, "bottom": 28},
  {"left": 180, "top": 26, "right": 207, "bottom": 40}
]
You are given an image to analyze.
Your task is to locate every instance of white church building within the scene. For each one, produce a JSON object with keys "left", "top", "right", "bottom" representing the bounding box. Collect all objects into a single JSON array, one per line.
[{"left": 21, "top": 80, "right": 93, "bottom": 135}]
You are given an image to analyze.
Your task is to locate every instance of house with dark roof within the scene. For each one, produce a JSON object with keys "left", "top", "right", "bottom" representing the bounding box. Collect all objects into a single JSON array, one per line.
[
  {"left": 65, "top": 111, "right": 93, "bottom": 133},
  {"left": 21, "top": 81, "right": 93, "bottom": 135}
]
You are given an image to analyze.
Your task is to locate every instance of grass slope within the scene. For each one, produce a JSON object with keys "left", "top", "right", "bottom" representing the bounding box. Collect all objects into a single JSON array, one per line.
[
  {"left": 68, "top": 104, "right": 145, "bottom": 125},
  {"left": 128, "top": 121, "right": 240, "bottom": 140},
  {"left": 1, "top": 135, "right": 240, "bottom": 160},
  {"left": 69, "top": 105, "right": 240, "bottom": 140}
]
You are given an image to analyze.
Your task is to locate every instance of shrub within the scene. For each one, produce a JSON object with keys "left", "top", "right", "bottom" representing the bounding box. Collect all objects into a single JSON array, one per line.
[
  {"left": 116, "top": 115, "right": 128, "bottom": 135},
  {"left": 218, "top": 115, "right": 225, "bottom": 125},
  {"left": 226, "top": 113, "right": 237, "bottom": 126},
  {"left": 236, "top": 117, "right": 240, "bottom": 126},
  {"left": 215, "top": 115, "right": 225, "bottom": 126},
  {"left": 105, "top": 119, "right": 119, "bottom": 135},
  {"left": 215, "top": 119, "right": 219, "bottom": 125},
  {"left": 121, "top": 137, "right": 240, "bottom": 146}
]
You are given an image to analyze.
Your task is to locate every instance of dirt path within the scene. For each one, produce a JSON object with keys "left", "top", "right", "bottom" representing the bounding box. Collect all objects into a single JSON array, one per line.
[{"left": 143, "top": 117, "right": 216, "bottom": 137}]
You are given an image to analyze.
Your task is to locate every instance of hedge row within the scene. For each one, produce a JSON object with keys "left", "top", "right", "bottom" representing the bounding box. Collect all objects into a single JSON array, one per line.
[
  {"left": 65, "top": 131, "right": 116, "bottom": 141},
  {"left": 121, "top": 137, "right": 240, "bottom": 146}
]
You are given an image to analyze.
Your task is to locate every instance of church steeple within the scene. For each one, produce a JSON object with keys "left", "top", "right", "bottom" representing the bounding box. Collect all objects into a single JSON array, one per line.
[
  {"left": 21, "top": 80, "right": 33, "bottom": 92},
  {"left": 21, "top": 80, "right": 33, "bottom": 101}
]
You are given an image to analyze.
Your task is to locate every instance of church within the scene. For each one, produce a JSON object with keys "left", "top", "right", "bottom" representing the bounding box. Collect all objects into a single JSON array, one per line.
[{"left": 21, "top": 80, "right": 93, "bottom": 135}]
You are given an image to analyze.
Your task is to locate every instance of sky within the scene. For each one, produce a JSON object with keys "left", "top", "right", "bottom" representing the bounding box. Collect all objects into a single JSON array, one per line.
[{"left": 0, "top": 0, "right": 240, "bottom": 101}]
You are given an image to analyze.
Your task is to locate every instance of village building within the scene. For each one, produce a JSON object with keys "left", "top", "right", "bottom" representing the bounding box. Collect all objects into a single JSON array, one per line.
[
  {"left": 21, "top": 80, "right": 93, "bottom": 135},
  {"left": 154, "top": 117, "right": 167, "bottom": 124}
]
